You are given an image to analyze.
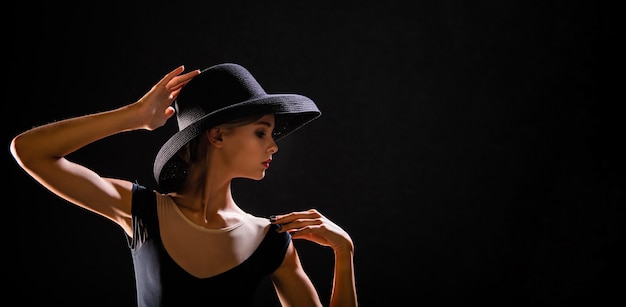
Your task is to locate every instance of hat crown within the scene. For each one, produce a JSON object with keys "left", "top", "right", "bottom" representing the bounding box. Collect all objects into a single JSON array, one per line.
[{"left": 175, "top": 63, "right": 267, "bottom": 130}]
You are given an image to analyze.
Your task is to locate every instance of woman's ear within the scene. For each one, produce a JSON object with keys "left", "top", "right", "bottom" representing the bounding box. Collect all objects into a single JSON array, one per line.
[{"left": 208, "top": 128, "right": 223, "bottom": 147}]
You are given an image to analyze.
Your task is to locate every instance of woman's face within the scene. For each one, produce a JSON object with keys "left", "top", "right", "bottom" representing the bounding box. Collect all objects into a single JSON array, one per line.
[{"left": 220, "top": 114, "right": 279, "bottom": 180}]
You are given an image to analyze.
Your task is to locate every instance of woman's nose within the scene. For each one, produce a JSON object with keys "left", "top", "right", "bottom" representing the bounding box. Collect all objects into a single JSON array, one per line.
[{"left": 268, "top": 139, "right": 278, "bottom": 154}]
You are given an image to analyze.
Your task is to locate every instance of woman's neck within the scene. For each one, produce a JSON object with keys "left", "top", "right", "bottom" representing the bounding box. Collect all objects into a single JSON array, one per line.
[{"left": 171, "top": 179, "right": 245, "bottom": 228}]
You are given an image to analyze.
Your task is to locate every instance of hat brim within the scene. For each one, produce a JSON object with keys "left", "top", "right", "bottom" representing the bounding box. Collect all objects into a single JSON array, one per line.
[{"left": 153, "top": 93, "right": 321, "bottom": 192}]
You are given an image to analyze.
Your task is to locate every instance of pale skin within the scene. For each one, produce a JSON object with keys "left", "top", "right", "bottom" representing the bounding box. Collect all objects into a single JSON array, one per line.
[{"left": 10, "top": 66, "right": 357, "bottom": 306}]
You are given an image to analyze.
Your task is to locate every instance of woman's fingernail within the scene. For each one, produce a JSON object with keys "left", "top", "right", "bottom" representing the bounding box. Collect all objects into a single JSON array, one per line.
[{"left": 269, "top": 215, "right": 277, "bottom": 222}]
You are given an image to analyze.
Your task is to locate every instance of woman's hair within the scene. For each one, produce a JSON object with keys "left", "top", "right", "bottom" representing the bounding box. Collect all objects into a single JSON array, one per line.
[{"left": 168, "top": 114, "right": 265, "bottom": 192}]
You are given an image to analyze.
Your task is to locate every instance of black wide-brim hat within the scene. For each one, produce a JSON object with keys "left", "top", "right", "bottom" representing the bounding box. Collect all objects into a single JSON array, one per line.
[{"left": 153, "top": 63, "right": 321, "bottom": 192}]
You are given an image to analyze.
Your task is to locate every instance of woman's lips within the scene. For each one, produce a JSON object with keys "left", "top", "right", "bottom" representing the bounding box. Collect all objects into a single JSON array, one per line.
[{"left": 262, "top": 159, "right": 272, "bottom": 169}]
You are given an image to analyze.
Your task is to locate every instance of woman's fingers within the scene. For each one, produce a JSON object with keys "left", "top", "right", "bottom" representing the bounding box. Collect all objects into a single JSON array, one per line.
[
  {"left": 157, "top": 65, "right": 185, "bottom": 88},
  {"left": 168, "top": 68, "right": 201, "bottom": 90},
  {"left": 136, "top": 66, "right": 199, "bottom": 130},
  {"left": 270, "top": 208, "right": 322, "bottom": 224},
  {"left": 270, "top": 208, "right": 354, "bottom": 252},
  {"left": 276, "top": 218, "right": 323, "bottom": 232}
]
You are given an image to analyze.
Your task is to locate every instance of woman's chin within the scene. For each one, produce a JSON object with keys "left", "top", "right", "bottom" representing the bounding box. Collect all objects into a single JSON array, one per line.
[{"left": 238, "top": 173, "right": 265, "bottom": 181}]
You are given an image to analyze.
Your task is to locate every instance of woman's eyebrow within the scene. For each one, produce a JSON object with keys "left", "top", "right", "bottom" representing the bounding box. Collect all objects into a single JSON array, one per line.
[{"left": 254, "top": 121, "right": 273, "bottom": 127}]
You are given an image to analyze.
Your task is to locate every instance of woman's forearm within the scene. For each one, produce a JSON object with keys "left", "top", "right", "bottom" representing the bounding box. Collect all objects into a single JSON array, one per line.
[
  {"left": 11, "top": 104, "right": 142, "bottom": 167},
  {"left": 330, "top": 249, "right": 358, "bottom": 307}
]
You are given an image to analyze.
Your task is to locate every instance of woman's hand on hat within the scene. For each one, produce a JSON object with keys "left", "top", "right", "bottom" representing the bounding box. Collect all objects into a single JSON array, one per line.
[
  {"left": 270, "top": 209, "right": 354, "bottom": 254},
  {"left": 135, "top": 65, "right": 201, "bottom": 131}
]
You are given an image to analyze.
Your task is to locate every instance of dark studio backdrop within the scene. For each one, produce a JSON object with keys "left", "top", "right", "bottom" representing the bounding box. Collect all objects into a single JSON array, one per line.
[{"left": 6, "top": 1, "right": 622, "bottom": 306}]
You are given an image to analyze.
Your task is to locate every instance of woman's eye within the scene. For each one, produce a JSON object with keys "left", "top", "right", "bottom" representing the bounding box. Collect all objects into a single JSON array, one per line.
[{"left": 256, "top": 131, "right": 267, "bottom": 138}]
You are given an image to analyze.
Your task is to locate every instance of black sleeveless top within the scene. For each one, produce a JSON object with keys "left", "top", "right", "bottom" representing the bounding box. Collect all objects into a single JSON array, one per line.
[{"left": 128, "top": 183, "right": 291, "bottom": 307}]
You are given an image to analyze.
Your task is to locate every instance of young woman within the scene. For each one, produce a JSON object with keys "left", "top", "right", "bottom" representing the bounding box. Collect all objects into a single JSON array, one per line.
[{"left": 10, "top": 63, "right": 357, "bottom": 306}]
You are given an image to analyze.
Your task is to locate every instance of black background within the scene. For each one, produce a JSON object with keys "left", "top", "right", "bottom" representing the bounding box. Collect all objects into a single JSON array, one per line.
[{"left": 6, "top": 1, "right": 623, "bottom": 306}]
